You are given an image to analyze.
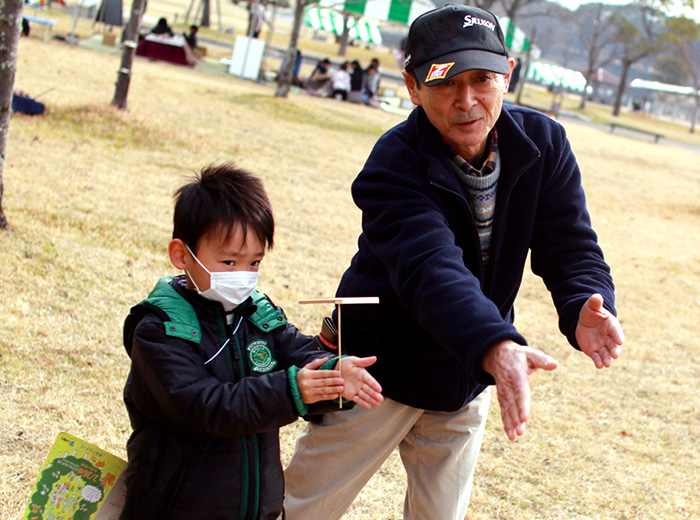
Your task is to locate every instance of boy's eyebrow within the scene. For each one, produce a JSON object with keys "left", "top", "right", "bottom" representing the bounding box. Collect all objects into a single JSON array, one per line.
[{"left": 220, "top": 248, "right": 266, "bottom": 256}]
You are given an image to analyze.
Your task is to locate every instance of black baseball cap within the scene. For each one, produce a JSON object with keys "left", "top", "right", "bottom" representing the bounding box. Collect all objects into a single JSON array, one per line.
[{"left": 404, "top": 4, "right": 510, "bottom": 86}]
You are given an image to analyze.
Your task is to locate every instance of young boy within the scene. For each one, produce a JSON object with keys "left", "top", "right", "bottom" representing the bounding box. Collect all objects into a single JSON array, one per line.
[{"left": 120, "top": 163, "right": 383, "bottom": 519}]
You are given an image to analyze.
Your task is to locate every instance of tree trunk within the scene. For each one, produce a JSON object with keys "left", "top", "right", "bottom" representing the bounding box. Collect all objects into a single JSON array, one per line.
[
  {"left": 201, "top": 0, "right": 211, "bottom": 28},
  {"left": 338, "top": 12, "right": 350, "bottom": 56},
  {"left": 0, "top": 0, "right": 23, "bottom": 229},
  {"left": 691, "top": 94, "right": 698, "bottom": 134},
  {"left": 111, "top": 0, "right": 147, "bottom": 110},
  {"left": 275, "top": 0, "right": 304, "bottom": 98},
  {"left": 612, "top": 59, "right": 631, "bottom": 117}
]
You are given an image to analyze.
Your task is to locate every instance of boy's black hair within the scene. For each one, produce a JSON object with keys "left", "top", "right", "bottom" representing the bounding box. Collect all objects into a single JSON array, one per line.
[{"left": 173, "top": 163, "right": 274, "bottom": 252}]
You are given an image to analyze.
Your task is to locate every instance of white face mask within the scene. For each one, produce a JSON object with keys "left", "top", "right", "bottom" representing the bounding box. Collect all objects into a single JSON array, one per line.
[{"left": 186, "top": 245, "right": 258, "bottom": 311}]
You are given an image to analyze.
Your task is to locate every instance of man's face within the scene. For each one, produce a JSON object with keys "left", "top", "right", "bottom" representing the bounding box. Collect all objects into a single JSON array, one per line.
[{"left": 404, "top": 59, "right": 514, "bottom": 165}]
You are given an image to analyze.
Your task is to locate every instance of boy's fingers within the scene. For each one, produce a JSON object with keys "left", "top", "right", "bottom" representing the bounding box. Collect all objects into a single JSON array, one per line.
[{"left": 302, "top": 357, "right": 329, "bottom": 370}]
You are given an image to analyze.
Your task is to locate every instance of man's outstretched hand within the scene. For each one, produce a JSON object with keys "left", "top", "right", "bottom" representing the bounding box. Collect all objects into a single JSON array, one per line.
[
  {"left": 482, "top": 341, "right": 558, "bottom": 441},
  {"left": 576, "top": 293, "right": 624, "bottom": 369}
]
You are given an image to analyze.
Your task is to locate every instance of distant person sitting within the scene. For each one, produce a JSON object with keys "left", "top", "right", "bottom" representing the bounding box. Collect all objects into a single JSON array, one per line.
[
  {"left": 331, "top": 62, "right": 351, "bottom": 101},
  {"left": 363, "top": 63, "right": 380, "bottom": 107},
  {"left": 151, "top": 17, "right": 174, "bottom": 37},
  {"left": 367, "top": 57, "right": 381, "bottom": 91},
  {"left": 348, "top": 60, "right": 364, "bottom": 102},
  {"left": 184, "top": 24, "right": 198, "bottom": 49},
  {"left": 305, "top": 58, "right": 331, "bottom": 95}
]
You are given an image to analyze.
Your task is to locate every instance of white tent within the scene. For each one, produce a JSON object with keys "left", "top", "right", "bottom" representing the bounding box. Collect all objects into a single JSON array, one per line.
[
  {"left": 526, "top": 61, "right": 587, "bottom": 92},
  {"left": 630, "top": 78, "right": 697, "bottom": 96}
]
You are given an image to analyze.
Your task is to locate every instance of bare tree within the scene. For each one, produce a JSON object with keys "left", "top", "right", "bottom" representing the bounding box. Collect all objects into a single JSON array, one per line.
[
  {"left": 608, "top": 2, "right": 662, "bottom": 116},
  {"left": 0, "top": 0, "right": 23, "bottom": 229},
  {"left": 576, "top": 3, "right": 616, "bottom": 109},
  {"left": 111, "top": 0, "right": 147, "bottom": 110},
  {"left": 661, "top": 16, "right": 700, "bottom": 132},
  {"left": 275, "top": 0, "right": 307, "bottom": 97},
  {"left": 500, "top": 0, "right": 542, "bottom": 23},
  {"left": 468, "top": 0, "right": 499, "bottom": 11}
]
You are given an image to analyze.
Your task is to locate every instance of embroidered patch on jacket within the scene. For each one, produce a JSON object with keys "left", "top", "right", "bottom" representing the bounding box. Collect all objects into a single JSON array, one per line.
[
  {"left": 425, "top": 62, "right": 455, "bottom": 83},
  {"left": 247, "top": 340, "right": 277, "bottom": 373}
]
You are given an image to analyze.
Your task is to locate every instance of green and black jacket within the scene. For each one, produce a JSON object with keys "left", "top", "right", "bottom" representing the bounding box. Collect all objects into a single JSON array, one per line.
[{"left": 120, "top": 276, "right": 336, "bottom": 520}]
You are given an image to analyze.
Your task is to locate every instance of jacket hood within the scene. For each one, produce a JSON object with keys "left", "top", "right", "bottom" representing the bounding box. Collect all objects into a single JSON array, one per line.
[{"left": 123, "top": 277, "right": 202, "bottom": 358}]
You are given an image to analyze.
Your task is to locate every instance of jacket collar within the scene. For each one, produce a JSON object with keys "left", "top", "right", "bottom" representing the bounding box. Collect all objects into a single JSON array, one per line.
[{"left": 411, "top": 105, "right": 541, "bottom": 192}]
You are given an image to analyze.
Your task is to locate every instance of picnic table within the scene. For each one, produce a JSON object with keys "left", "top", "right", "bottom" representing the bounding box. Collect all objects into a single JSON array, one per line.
[
  {"left": 607, "top": 121, "right": 665, "bottom": 143},
  {"left": 136, "top": 34, "right": 197, "bottom": 67}
]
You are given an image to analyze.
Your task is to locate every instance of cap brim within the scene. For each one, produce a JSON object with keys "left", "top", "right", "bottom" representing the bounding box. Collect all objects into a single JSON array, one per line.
[{"left": 414, "top": 49, "right": 510, "bottom": 86}]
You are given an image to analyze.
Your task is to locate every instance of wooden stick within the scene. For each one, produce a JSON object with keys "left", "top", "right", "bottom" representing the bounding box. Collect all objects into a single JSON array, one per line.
[
  {"left": 298, "top": 296, "right": 380, "bottom": 410},
  {"left": 299, "top": 297, "right": 380, "bottom": 305},
  {"left": 336, "top": 302, "right": 342, "bottom": 408}
]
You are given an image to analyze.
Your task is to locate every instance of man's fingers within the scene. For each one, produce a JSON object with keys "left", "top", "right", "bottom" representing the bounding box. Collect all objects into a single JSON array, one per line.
[
  {"left": 498, "top": 372, "right": 530, "bottom": 441},
  {"left": 526, "top": 349, "right": 558, "bottom": 373},
  {"left": 347, "top": 355, "right": 377, "bottom": 368}
]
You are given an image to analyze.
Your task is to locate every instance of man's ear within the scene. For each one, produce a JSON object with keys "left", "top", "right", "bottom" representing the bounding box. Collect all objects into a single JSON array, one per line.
[
  {"left": 402, "top": 71, "right": 422, "bottom": 107},
  {"left": 503, "top": 57, "right": 516, "bottom": 93},
  {"left": 169, "top": 239, "right": 188, "bottom": 270}
]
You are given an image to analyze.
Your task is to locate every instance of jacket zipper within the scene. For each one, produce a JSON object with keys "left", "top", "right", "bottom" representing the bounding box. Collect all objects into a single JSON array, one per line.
[{"left": 231, "top": 330, "right": 259, "bottom": 520}]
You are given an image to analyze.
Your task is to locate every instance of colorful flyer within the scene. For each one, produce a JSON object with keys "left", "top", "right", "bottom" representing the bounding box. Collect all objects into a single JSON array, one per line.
[{"left": 23, "top": 432, "right": 126, "bottom": 520}]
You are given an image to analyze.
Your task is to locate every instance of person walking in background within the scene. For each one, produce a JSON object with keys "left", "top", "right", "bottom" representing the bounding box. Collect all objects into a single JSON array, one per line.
[
  {"left": 284, "top": 5, "right": 624, "bottom": 520},
  {"left": 247, "top": 0, "right": 268, "bottom": 38}
]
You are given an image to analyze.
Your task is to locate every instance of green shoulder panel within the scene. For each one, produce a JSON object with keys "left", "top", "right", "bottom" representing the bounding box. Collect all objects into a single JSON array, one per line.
[
  {"left": 247, "top": 291, "right": 287, "bottom": 332},
  {"left": 143, "top": 277, "right": 202, "bottom": 344}
]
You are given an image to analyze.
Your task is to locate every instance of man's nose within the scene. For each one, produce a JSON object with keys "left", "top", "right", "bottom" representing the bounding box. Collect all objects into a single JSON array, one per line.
[{"left": 454, "top": 83, "right": 478, "bottom": 110}]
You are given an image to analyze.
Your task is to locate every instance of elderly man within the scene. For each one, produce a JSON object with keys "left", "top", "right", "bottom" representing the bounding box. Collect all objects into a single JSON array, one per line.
[{"left": 284, "top": 5, "right": 624, "bottom": 520}]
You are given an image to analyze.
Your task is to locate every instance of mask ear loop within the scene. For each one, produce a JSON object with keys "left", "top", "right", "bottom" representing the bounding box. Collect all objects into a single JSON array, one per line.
[
  {"left": 203, "top": 315, "right": 244, "bottom": 365},
  {"left": 185, "top": 244, "right": 211, "bottom": 293}
]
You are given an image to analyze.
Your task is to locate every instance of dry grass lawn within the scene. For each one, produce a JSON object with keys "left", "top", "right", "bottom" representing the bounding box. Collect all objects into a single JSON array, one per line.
[{"left": 2, "top": 30, "right": 699, "bottom": 520}]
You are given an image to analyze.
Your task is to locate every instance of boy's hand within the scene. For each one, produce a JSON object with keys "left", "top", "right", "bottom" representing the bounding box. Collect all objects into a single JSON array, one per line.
[
  {"left": 297, "top": 357, "right": 344, "bottom": 404},
  {"left": 336, "top": 356, "right": 384, "bottom": 409}
]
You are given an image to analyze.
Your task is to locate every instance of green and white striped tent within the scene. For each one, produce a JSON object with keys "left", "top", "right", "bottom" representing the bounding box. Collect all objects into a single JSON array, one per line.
[
  {"left": 304, "top": 6, "right": 384, "bottom": 44},
  {"left": 496, "top": 16, "right": 531, "bottom": 54},
  {"left": 304, "top": 2, "right": 532, "bottom": 52},
  {"left": 317, "top": 0, "right": 436, "bottom": 26}
]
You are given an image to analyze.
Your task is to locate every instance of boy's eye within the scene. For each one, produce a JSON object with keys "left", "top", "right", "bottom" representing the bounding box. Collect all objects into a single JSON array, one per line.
[
  {"left": 251, "top": 260, "right": 262, "bottom": 267},
  {"left": 223, "top": 260, "right": 236, "bottom": 266}
]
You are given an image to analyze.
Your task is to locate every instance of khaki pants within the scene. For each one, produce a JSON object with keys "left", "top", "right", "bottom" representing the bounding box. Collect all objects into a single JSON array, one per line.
[{"left": 284, "top": 388, "right": 490, "bottom": 520}]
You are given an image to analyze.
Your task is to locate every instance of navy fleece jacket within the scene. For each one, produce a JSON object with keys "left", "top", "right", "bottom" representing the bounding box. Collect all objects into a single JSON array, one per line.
[{"left": 335, "top": 104, "right": 616, "bottom": 412}]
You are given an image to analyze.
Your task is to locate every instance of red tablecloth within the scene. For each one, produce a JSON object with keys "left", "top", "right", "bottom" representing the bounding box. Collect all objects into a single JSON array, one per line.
[{"left": 136, "top": 37, "right": 194, "bottom": 67}]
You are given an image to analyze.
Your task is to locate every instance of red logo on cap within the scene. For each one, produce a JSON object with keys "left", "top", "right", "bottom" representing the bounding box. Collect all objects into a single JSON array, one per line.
[{"left": 425, "top": 62, "right": 455, "bottom": 83}]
